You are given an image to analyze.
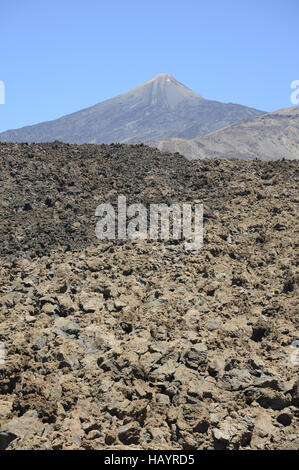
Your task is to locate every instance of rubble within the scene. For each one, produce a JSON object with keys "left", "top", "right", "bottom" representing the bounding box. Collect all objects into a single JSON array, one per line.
[{"left": 0, "top": 142, "right": 298, "bottom": 449}]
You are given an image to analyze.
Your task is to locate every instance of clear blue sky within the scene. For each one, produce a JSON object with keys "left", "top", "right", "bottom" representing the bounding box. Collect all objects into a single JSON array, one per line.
[{"left": 0, "top": 0, "right": 298, "bottom": 132}]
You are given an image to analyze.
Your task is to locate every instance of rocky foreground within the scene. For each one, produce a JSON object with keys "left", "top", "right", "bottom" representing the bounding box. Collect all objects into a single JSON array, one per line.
[{"left": 0, "top": 142, "right": 298, "bottom": 450}]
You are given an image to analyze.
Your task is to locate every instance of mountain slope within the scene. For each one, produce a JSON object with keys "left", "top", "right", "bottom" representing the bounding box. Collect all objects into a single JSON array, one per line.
[
  {"left": 148, "top": 105, "right": 299, "bottom": 161},
  {"left": 0, "top": 74, "right": 264, "bottom": 144}
]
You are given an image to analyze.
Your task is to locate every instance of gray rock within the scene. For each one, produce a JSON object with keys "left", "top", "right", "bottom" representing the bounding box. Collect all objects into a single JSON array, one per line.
[
  {"left": 0, "top": 411, "right": 47, "bottom": 450},
  {"left": 0, "top": 74, "right": 263, "bottom": 145}
]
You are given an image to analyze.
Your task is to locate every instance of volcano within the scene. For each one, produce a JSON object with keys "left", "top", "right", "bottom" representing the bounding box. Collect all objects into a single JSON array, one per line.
[{"left": 0, "top": 73, "right": 264, "bottom": 144}]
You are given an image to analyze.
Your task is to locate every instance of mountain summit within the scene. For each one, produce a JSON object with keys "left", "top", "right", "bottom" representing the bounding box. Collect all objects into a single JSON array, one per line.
[
  {"left": 0, "top": 74, "right": 264, "bottom": 144},
  {"left": 122, "top": 73, "right": 204, "bottom": 108}
]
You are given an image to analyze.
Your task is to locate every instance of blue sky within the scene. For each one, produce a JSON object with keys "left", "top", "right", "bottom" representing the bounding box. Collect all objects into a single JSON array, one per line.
[{"left": 0, "top": 0, "right": 298, "bottom": 132}]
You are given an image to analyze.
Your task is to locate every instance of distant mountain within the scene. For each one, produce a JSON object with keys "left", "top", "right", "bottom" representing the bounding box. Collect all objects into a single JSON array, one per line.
[
  {"left": 148, "top": 105, "right": 299, "bottom": 161},
  {"left": 0, "top": 74, "right": 264, "bottom": 144}
]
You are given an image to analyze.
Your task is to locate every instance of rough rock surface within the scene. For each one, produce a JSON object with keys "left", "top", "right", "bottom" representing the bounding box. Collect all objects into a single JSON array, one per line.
[{"left": 0, "top": 142, "right": 298, "bottom": 450}]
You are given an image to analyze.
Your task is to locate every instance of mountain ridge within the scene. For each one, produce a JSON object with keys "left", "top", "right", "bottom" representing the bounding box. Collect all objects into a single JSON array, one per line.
[
  {"left": 0, "top": 74, "right": 264, "bottom": 144},
  {"left": 147, "top": 105, "right": 299, "bottom": 161}
]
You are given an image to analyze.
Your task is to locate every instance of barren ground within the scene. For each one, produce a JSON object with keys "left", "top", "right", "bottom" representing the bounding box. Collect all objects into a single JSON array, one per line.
[{"left": 0, "top": 142, "right": 298, "bottom": 450}]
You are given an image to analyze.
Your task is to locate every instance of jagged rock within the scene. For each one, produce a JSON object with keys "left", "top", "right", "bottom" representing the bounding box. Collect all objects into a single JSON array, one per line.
[
  {"left": 0, "top": 411, "right": 49, "bottom": 450},
  {"left": 79, "top": 295, "right": 104, "bottom": 313},
  {"left": 0, "top": 143, "right": 297, "bottom": 450},
  {"left": 117, "top": 422, "right": 140, "bottom": 445},
  {"left": 0, "top": 400, "right": 13, "bottom": 420}
]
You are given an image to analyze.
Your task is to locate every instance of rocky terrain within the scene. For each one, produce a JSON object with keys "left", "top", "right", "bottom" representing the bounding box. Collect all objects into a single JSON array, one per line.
[
  {"left": 0, "top": 142, "right": 298, "bottom": 450},
  {"left": 149, "top": 105, "right": 299, "bottom": 161},
  {"left": 0, "top": 74, "right": 263, "bottom": 144}
]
